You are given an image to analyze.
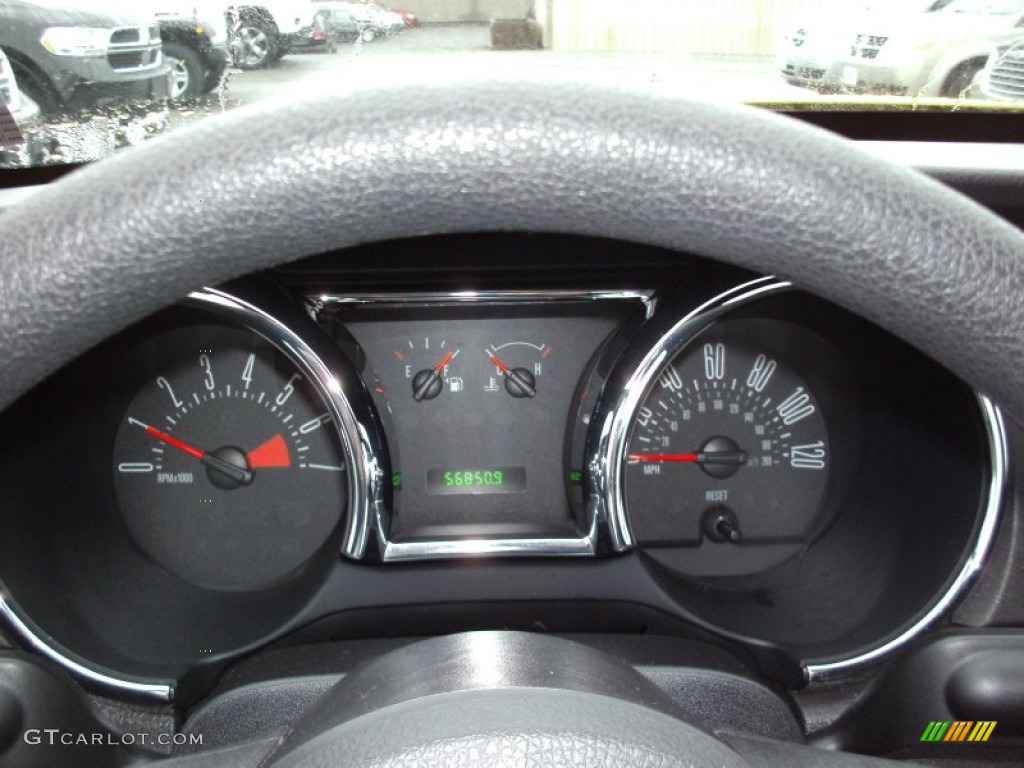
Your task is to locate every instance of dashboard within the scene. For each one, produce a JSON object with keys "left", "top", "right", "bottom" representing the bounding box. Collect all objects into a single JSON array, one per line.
[
  {"left": 0, "top": 235, "right": 1003, "bottom": 709},
  {"left": 5, "top": 62, "right": 1024, "bottom": 761}
]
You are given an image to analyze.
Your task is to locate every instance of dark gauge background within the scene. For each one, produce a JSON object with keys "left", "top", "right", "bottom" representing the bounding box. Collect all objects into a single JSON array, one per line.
[
  {"left": 628, "top": 290, "right": 988, "bottom": 665},
  {"left": 337, "top": 303, "right": 635, "bottom": 540},
  {"left": 113, "top": 325, "right": 347, "bottom": 591},
  {"left": 625, "top": 319, "right": 839, "bottom": 576},
  {"left": 0, "top": 305, "right": 353, "bottom": 680}
]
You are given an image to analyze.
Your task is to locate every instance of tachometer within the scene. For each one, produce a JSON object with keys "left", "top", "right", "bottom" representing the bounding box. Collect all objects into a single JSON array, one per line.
[{"left": 113, "top": 325, "right": 347, "bottom": 591}]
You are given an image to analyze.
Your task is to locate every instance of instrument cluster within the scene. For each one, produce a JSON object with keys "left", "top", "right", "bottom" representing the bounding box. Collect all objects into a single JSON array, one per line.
[{"left": 0, "top": 245, "right": 1003, "bottom": 703}]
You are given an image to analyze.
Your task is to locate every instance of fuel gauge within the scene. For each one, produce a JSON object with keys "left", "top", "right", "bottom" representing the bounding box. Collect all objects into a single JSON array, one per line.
[{"left": 391, "top": 337, "right": 462, "bottom": 401}]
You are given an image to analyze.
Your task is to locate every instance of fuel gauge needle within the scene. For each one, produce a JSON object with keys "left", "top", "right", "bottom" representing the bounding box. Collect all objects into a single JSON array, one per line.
[
  {"left": 413, "top": 349, "right": 456, "bottom": 402},
  {"left": 487, "top": 352, "right": 537, "bottom": 398},
  {"left": 129, "top": 418, "right": 253, "bottom": 485}
]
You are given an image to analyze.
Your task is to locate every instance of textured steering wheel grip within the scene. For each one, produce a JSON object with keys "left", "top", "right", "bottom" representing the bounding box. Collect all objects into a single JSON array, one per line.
[
  {"left": 269, "top": 688, "right": 750, "bottom": 768},
  {"left": 0, "top": 78, "right": 1023, "bottom": 423}
]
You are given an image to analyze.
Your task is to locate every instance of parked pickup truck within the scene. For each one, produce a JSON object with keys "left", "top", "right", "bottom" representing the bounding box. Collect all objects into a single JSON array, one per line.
[
  {"left": 0, "top": 0, "right": 172, "bottom": 114},
  {"left": 144, "top": 1, "right": 231, "bottom": 99}
]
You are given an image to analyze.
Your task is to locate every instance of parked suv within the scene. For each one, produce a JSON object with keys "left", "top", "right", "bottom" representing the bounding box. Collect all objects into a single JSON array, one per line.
[
  {"left": 0, "top": 0, "right": 172, "bottom": 114},
  {"left": 839, "top": 0, "right": 1024, "bottom": 97}
]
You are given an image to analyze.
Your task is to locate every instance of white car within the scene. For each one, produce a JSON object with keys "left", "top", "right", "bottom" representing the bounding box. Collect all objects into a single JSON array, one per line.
[
  {"left": 777, "top": 1, "right": 952, "bottom": 92},
  {"left": 335, "top": 2, "right": 404, "bottom": 42},
  {"left": 839, "top": 0, "right": 1024, "bottom": 97}
]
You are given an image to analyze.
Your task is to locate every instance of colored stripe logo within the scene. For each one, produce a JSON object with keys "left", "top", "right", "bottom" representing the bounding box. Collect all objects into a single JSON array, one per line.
[{"left": 921, "top": 721, "right": 997, "bottom": 742}]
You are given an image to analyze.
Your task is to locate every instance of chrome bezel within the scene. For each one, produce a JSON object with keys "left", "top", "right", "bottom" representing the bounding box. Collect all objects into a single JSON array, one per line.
[
  {"left": 586, "top": 277, "right": 1008, "bottom": 681},
  {"left": 0, "top": 284, "right": 389, "bottom": 703},
  {"left": 804, "top": 394, "right": 1007, "bottom": 682},
  {"left": 0, "top": 597, "right": 174, "bottom": 702},
  {"left": 585, "top": 276, "right": 789, "bottom": 552},
  {"left": 187, "top": 286, "right": 387, "bottom": 561},
  {"left": 311, "top": 289, "right": 654, "bottom": 561}
]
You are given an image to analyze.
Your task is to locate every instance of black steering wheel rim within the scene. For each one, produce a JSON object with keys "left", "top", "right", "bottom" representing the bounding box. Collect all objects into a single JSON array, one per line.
[{"left": 2, "top": 79, "right": 1022, "bottom": 425}]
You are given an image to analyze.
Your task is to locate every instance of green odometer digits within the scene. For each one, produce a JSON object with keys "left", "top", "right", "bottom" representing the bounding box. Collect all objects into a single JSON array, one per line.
[
  {"left": 112, "top": 326, "right": 347, "bottom": 591},
  {"left": 625, "top": 327, "right": 829, "bottom": 554},
  {"left": 427, "top": 467, "right": 527, "bottom": 495}
]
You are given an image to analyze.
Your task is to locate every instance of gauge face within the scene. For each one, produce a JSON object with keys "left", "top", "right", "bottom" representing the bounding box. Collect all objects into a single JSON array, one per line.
[
  {"left": 625, "top": 324, "right": 830, "bottom": 568},
  {"left": 485, "top": 341, "right": 549, "bottom": 398},
  {"left": 395, "top": 336, "right": 463, "bottom": 401},
  {"left": 113, "top": 325, "right": 346, "bottom": 591}
]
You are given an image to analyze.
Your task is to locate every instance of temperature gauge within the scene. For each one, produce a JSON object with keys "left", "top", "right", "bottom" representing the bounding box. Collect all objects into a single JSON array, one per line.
[{"left": 485, "top": 341, "right": 551, "bottom": 398}]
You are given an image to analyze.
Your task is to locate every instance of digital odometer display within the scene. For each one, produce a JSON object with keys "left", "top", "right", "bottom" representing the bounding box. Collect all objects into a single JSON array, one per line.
[{"left": 427, "top": 467, "right": 527, "bottom": 495}]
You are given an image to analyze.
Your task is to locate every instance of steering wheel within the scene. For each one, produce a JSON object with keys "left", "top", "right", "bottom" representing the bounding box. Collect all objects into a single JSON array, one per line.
[{"left": 1, "top": 77, "right": 1022, "bottom": 766}]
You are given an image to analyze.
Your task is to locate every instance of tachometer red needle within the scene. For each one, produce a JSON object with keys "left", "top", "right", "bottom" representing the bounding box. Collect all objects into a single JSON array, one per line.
[
  {"left": 628, "top": 453, "right": 699, "bottom": 462},
  {"left": 248, "top": 434, "right": 291, "bottom": 468},
  {"left": 130, "top": 418, "right": 253, "bottom": 484},
  {"left": 144, "top": 424, "right": 204, "bottom": 459}
]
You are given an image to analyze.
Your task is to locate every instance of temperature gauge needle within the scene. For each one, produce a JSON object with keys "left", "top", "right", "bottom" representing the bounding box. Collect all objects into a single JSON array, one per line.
[
  {"left": 413, "top": 349, "right": 456, "bottom": 402},
  {"left": 628, "top": 450, "right": 748, "bottom": 466},
  {"left": 130, "top": 418, "right": 253, "bottom": 485},
  {"left": 487, "top": 352, "right": 537, "bottom": 398}
]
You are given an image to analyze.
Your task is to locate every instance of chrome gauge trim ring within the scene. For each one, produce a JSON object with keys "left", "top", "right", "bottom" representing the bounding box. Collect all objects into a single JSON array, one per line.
[
  {"left": 586, "top": 277, "right": 790, "bottom": 552},
  {"left": 0, "top": 595, "right": 174, "bottom": 702},
  {"left": 587, "top": 276, "right": 1008, "bottom": 681},
  {"left": 310, "top": 290, "right": 653, "bottom": 561},
  {"left": 187, "top": 286, "right": 387, "bottom": 560},
  {"left": 0, "top": 285, "right": 390, "bottom": 703},
  {"left": 804, "top": 394, "right": 1008, "bottom": 682}
]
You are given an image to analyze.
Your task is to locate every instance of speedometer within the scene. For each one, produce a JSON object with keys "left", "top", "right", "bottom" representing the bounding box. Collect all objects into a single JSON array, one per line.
[{"left": 623, "top": 318, "right": 833, "bottom": 575}]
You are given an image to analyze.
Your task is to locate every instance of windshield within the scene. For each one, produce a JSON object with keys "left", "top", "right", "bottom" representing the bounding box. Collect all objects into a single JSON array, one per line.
[
  {"left": 944, "top": 0, "right": 1024, "bottom": 13},
  {"left": 1, "top": 0, "right": 1022, "bottom": 170}
]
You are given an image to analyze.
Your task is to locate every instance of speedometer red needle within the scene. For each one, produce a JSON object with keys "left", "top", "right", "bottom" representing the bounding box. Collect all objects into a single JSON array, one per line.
[
  {"left": 629, "top": 450, "right": 748, "bottom": 465},
  {"left": 628, "top": 453, "right": 699, "bottom": 462}
]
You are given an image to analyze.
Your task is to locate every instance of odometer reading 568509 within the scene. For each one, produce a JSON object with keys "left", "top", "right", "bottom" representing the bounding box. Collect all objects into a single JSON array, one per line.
[
  {"left": 427, "top": 467, "right": 527, "bottom": 496},
  {"left": 625, "top": 321, "right": 830, "bottom": 561}
]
